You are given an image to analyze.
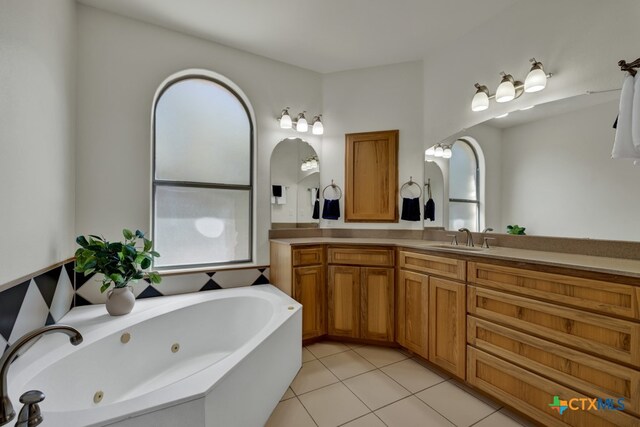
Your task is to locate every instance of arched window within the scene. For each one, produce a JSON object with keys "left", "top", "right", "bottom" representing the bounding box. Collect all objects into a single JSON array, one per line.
[
  {"left": 152, "top": 71, "right": 254, "bottom": 269},
  {"left": 448, "top": 139, "right": 480, "bottom": 231}
]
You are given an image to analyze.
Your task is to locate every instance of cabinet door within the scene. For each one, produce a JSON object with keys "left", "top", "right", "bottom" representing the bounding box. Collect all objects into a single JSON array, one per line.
[
  {"left": 361, "top": 268, "right": 395, "bottom": 342},
  {"left": 328, "top": 266, "right": 360, "bottom": 338},
  {"left": 429, "top": 277, "right": 466, "bottom": 379},
  {"left": 294, "top": 266, "right": 326, "bottom": 340},
  {"left": 397, "top": 270, "right": 428, "bottom": 358}
]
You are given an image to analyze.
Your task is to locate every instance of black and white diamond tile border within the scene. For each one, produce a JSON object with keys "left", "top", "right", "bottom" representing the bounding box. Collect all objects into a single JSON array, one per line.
[
  {"left": 0, "top": 261, "right": 75, "bottom": 351},
  {"left": 75, "top": 267, "right": 270, "bottom": 305}
]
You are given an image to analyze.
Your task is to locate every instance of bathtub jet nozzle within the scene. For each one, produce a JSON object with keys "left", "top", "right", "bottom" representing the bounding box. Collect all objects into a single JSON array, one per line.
[{"left": 0, "top": 325, "right": 83, "bottom": 426}]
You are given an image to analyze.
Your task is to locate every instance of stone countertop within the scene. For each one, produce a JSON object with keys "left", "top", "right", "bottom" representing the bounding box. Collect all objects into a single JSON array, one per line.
[{"left": 270, "top": 237, "right": 640, "bottom": 279}]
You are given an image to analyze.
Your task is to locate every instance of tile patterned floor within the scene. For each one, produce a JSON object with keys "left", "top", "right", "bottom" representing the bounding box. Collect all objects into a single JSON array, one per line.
[{"left": 267, "top": 342, "right": 532, "bottom": 427}]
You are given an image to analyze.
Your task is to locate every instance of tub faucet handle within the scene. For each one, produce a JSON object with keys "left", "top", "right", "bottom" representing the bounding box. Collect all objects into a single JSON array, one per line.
[{"left": 15, "top": 390, "right": 44, "bottom": 427}]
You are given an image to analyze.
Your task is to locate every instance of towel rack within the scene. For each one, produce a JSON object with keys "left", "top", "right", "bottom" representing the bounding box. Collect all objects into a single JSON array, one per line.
[
  {"left": 400, "top": 176, "right": 422, "bottom": 198},
  {"left": 322, "top": 180, "right": 342, "bottom": 200},
  {"left": 619, "top": 58, "right": 640, "bottom": 76}
]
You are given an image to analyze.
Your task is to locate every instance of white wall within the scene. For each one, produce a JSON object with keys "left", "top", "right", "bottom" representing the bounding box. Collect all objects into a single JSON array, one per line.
[
  {"left": 0, "top": 0, "right": 76, "bottom": 285},
  {"left": 423, "top": 0, "right": 640, "bottom": 144},
  {"left": 500, "top": 99, "right": 640, "bottom": 240},
  {"left": 320, "top": 61, "right": 424, "bottom": 228},
  {"left": 75, "top": 5, "right": 322, "bottom": 265}
]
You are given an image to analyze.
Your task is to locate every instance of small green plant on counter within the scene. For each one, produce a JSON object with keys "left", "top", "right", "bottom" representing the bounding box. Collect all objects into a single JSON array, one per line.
[
  {"left": 506, "top": 225, "right": 526, "bottom": 235},
  {"left": 75, "top": 229, "right": 162, "bottom": 293}
]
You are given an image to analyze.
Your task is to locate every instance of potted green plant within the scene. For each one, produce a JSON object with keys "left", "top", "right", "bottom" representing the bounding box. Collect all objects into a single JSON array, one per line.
[
  {"left": 506, "top": 224, "right": 526, "bottom": 235},
  {"left": 75, "top": 229, "right": 162, "bottom": 316}
]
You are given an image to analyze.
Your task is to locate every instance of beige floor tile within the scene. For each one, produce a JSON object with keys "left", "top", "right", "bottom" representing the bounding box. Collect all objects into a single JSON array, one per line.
[
  {"left": 353, "top": 345, "right": 408, "bottom": 367},
  {"left": 381, "top": 358, "right": 447, "bottom": 393},
  {"left": 301, "top": 347, "right": 316, "bottom": 362},
  {"left": 416, "top": 381, "right": 496, "bottom": 427},
  {"left": 298, "top": 382, "right": 370, "bottom": 427},
  {"left": 320, "top": 350, "right": 376, "bottom": 380},
  {"left": 265, "top": 397, "right": 316, "bottom": 427},
  {"left": 375, "top": 396, "right": 454, "bottom": 427},
  {"left": 344, "top": 370, "right": 410, "bottom": 410},
  {"left": 345, "top": 341, "right": 365, "bottom": 349},
  {"left": 306, "top": 341, "right": 350, "bottom": 358},
  {"left": 474, "top": 410, "right": 524, "bottom": 427},
  {"left": 451, "top": 380, "right": 502, "bottom": 409},
  {"left": 290, "top": 360, "right": 339, "bottom": 395},
  {"left": 341, "top": 413, "right": 386, "bottom": 427},
  {"left": 412, "top": 357, "right": 451, "bottom": 379},
  {"left": 499, "top": 408, "right": 536, "bottom": 427},
  {"left": 280, "top": 387, "right": 295, "bottom": 401}
]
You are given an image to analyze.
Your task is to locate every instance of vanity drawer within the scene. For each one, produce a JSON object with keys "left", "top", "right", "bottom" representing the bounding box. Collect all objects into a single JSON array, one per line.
[
  {"left": 467, "top": 286, "right": 640, "bottom": 367},
  {"left": 328, "top": 246, "right": 394, "bottom": 267},
  {"left": 468, "top": 262, "right": 640, "bottom": 320},
  {"left": 293, "top": 246, "right": 324, "bottom": 266},
  {"left": 399, "top": 250, "right": 465, "bottom": 281},
  {"left": 467, "top": 347, "right": 639, "bottom": 427},
  {"left": 468, "top": 316, "right": 640, "bottom": 416}
]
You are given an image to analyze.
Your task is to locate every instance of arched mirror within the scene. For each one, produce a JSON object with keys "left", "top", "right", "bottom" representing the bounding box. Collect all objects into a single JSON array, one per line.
[{"left": 270, "top": 138, "right": 320, "bottom": 228}]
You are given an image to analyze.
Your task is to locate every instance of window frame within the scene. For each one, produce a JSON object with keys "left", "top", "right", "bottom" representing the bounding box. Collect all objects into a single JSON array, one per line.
[
  {"left": 448, "top": 139, "right": 480, "bottom": 232},
  {"left": 151, "top": 73, "right": 254, "bottom": 270}
]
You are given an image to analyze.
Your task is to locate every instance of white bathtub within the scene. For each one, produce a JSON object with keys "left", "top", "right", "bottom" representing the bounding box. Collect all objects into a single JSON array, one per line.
[{"left": 7, "top": 285, "right": 302, "bottom": 426}]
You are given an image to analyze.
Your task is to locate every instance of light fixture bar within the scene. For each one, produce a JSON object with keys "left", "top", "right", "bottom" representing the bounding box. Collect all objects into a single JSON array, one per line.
[{"left": 481, "top": 73, "right": 553, "bottom": 100}]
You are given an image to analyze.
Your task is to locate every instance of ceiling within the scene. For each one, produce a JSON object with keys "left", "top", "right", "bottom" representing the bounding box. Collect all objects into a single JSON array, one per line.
[{"left": 78, "top": 0, "right": 519, "bottom": 73}]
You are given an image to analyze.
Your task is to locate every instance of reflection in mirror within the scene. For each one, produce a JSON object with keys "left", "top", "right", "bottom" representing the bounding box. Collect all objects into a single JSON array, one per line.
[
  {"left": 435, "top": 91, "right": 640, "bottom": 241},
  {"left": 270, "top": 138, "right": 320, "bottom": 229},
  {"left": 423, "top": 160, "right": 445, "bottom": 228}
]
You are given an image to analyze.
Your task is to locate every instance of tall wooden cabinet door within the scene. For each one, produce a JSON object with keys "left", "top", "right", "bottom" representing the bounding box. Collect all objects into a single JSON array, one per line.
[
  {"left": 397, "top": 270, "right": 428, "bottom": 358},
  {"left": 293, "top": 266, "right": 326, "bottom": 340},
  {"left": 328, "top": 266, "right": 360, "bottom": 338},
  {"left": 429, "top": 277, "right": 466, "bottom": 379},
  {"left": 361, "top": 268, "right": 395, "bottom": 342}
]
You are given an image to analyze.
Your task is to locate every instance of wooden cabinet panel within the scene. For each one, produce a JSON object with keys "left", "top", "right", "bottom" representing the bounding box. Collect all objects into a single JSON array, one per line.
[
  {"left": 468, "top": 286, "right": 640, "bottom": 367},
  {"left": 344, "top": 130, "right": 398, "bottom": 222},
  {"left": 328, "top": 266, "right": 360, "bottom": 338},
  {"left": 468, "top": 347, "right": 639, "bottom": 427},
  {"left": 294, "top": 266, "right": 326, "bottom": 340},
  {"left": 293, "top": 246, "right": 324, "bottom": 267},
  {"left": 429, "top": 277, "right": 466, "bottom": 379},
  {"left": 399, "top": 250, "right": 466, "bottom": 281},
  {"left": 468, "top": 316, "right": 640, "bottom": 416},
  {"left": 468, "top": 262, "right": 640, "bottom": 320},
  {"left": 328, "top": 246, "right": 394, "bottom": 267},
  {"left": 397, "top": 270, "right": 429, "bottom": 358},
  {"left": 361, "top": 268, "right": 394, "bottom": 342}
]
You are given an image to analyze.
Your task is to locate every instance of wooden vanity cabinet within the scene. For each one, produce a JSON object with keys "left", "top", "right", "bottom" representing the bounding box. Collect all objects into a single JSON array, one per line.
[
  {"left": 327, "top": 246, "right": 395, "bottom": 342},
  {"left": 397, "top": 250, "right": 467, "bottom": 378}
]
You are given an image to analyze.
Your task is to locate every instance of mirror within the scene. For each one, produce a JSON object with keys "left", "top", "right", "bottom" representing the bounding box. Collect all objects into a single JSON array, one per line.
[
  {"left": 430, "top": 91, "right": 640, "bottom": 241},
  {"left": 423, "top": 160, "right": 445, "bottom": 228},
  {"left": 270, "top": 138, "right": 320, "bottom": 228}
]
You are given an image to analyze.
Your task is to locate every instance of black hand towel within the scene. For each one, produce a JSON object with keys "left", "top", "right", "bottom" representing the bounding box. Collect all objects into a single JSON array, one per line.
[
  {"left": 312, "top": 189, "right": 320, "bottom": 219},
  {"left": 401, "top": 197, "right": 421, "bottom": 221},
  {"left": 272, "top": 185, "right": 282, "bottom": 197},
  {"left": 322, "top": 199, "right": 340, "bottom": 220},
  {"left": 425, "top": 198, "right": 435, "bottom": 221}
]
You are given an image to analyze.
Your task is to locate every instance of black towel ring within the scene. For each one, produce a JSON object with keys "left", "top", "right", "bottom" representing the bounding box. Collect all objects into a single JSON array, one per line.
[
  {"left": 322, "top": 180, "right": 343, "bottom": 200},
  {"left": 400, "top": 177, "right": 423, "bottom": 199}
]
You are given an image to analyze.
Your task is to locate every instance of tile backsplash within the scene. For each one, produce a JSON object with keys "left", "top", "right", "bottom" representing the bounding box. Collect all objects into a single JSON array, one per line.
[{"left": 1, "top": 262, "right": 270, "bottom": 351}]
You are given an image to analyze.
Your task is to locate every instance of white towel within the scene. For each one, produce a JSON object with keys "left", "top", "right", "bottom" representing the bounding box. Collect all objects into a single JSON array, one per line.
[
  {"left": 633, "top": 75, "right": 640, "bottom": 150},
  {"left": 310, "top": 187, "right": 318, "bottom": 207},
  {"left": 276, "top": 188, "right": 287, "bottom": 205},
  {"left": 612, "top": 74, "right": 639, "bottom": 159}
]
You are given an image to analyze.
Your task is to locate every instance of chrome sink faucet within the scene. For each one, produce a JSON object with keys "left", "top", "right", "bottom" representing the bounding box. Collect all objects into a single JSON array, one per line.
[
  {"left": 458, "top": 228, "right": 474, "bottom": 247},
  {"left": 1, "top": 325, "right": 83, "bottom": 426},
  {"left": 481, "top": 227, "right": 495, "bottom": 248}
]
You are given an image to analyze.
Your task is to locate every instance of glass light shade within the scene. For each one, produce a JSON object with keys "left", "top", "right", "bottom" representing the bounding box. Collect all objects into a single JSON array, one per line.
[
  {"left": 279, "top": 112, "right": 292, "bottom": 129},
  {"left": 312, "top": 117, "right": 324, "bottom": 135},
  {"left": 434, "top": 145, "right": 444, "bottom": 157},
  {"left": 524, "top": 67, "right": 547, "bottom": 93},
  {"left": 471, "top": 91, "right": 489, "bottom": 111},
  {"left": 496, "top": 79, "right": 515, "bottom": 103},
  {"left": 425, "top": 146, "right": 435, "bottom": 156},
  {"left": 310, "top": 159, "right": 318, "bottom": 169},
  {"left": 443, "top": 147, "right": 452, "bottom": 159},
  {"left": 296, "top": 113, "right": 308, "bottom": 132}
]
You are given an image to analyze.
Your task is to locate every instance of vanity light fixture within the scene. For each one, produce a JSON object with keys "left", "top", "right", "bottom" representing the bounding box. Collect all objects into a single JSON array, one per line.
[
  {"left": 425, "top": 146, "right": 436, "bottom": 156},
  {"left": 442, "top": 147, "right": 453, "bottom": 159},
  {"left": 426, "top": 144, "right": 452, "bottom": 160},
  {"left": 434, "top": 144, "right": 444, "bottom": 157},
  {"left": 277, "top": 108, "right": 323, "bottom": 134},
  {"left": 471, "top": 59, "right": 552, "bottom": 111},
  {"left": 301, "top": 156, "right": 319, "bottom": 172}
]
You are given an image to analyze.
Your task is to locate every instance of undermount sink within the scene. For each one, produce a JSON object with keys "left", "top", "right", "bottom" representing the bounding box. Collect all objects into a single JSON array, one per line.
[{"left": 431, "top": 244, "right": 487, "bottom": 252}]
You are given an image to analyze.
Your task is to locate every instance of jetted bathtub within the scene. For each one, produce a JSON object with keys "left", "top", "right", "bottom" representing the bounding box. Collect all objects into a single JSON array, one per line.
[{"left": 7, "top": 285, "right": 302, "bottom": 426}]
